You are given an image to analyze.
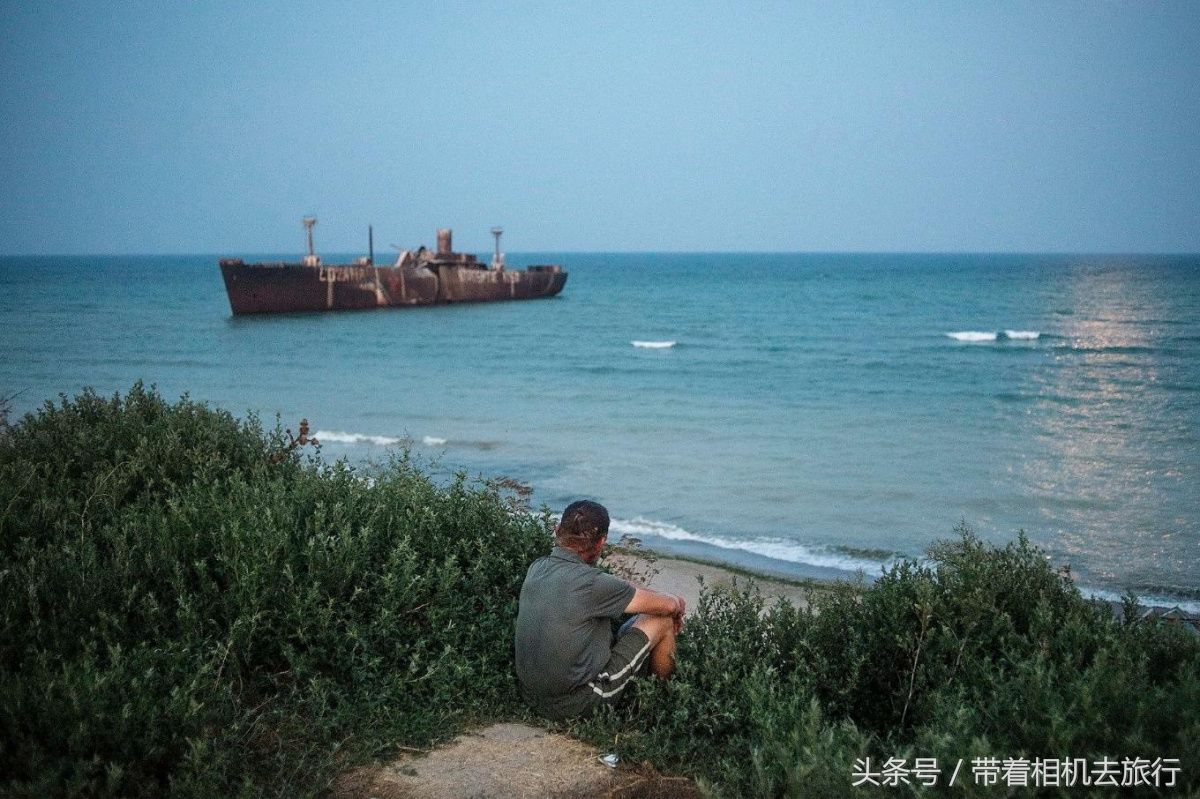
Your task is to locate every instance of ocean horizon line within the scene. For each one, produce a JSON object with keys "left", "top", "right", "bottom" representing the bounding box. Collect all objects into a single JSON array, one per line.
[{"left": 4, "top": 249, "right": 1200, "bottom": 259}]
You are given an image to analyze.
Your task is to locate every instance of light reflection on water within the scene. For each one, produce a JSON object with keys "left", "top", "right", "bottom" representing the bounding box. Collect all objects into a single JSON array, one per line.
[{"left": 1022, "top": 263, "right": 1196, "bottom": 595}]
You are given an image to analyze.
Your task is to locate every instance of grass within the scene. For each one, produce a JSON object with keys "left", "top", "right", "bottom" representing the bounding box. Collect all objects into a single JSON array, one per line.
[{"left": 2, "top": 384, "right": 1197, "bottom": 797}]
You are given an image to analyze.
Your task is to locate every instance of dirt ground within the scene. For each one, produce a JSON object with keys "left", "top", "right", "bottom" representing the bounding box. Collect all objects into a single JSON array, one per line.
[
  {"left": 328, "top": 722, "right": 702, "bottom": 799},
  {"left": 328, "top": 551, "right": 798, "bottom": 798}
]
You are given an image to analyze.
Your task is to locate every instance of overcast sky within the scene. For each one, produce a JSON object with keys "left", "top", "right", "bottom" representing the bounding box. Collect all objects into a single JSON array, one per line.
[{"left": 1, "top": 1, "right": 1198, "bottom": 255}]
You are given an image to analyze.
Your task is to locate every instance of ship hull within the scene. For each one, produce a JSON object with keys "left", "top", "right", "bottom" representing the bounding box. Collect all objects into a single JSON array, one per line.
[{"left": 219, "top": 260, "right": 566, "bottom": 315}]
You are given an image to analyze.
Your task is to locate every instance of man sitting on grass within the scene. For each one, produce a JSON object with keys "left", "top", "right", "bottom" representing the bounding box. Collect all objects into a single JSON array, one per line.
[{"left": 515, "top": 499, "right": 685, "bottom": 721}]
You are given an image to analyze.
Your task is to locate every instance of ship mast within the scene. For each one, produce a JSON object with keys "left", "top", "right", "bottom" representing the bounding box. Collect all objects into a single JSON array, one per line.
[
  {"left": 302, "top": 216, "right": 319, "bottom": 266},
  {"left": 490, "top": 226, "right": 505, "bottom": 270}
]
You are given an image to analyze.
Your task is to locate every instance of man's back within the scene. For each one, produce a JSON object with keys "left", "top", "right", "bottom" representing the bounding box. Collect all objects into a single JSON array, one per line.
[{"left": 514, "top": 546, "right": 635, "bottom": 707}]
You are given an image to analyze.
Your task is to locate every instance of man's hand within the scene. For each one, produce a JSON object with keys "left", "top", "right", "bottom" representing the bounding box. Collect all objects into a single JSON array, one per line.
[{"left": 626, "top": 587, "right": 686, "bottom": 620}]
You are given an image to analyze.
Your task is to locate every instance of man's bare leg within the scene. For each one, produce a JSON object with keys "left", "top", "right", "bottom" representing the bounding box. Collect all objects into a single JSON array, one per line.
[{"left": 632, "top": 614, "right": 677, "bottom": 679}]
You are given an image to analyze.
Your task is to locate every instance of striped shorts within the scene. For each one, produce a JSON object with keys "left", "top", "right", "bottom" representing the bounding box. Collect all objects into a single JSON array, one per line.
[{"left": 537, "top": 621, "right": 652, "bottom": 720}]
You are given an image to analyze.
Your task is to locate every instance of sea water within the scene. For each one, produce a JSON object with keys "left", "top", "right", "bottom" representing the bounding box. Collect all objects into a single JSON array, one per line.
[{"left": 1, "top": 252, "right": 1197, "bottom": 609}]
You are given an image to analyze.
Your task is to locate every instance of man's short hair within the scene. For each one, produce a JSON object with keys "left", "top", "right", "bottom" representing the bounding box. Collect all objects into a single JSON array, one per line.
[{"left": 556, "top": 500, "right": 610, "bottom": 550}]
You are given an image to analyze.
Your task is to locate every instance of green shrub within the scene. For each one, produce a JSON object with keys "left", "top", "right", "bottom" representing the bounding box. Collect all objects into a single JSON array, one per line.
[
  {"left": 0, "top": 385, "right": 551, "bottom": 797},
  {"left": 4, "top": 385, "right": 1196, "bottom": 798},
  {"left": 575, "top": 529, "right": 1200, "bottom": 797}
]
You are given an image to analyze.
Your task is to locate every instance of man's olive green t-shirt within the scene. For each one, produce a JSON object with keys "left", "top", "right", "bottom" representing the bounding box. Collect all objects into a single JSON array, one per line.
[{"left": 514, "top": 546, "right": 636, "bottom": 703}]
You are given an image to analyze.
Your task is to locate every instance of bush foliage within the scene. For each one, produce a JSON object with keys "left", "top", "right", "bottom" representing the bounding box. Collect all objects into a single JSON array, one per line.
[
  {"left": 0, "top": 384, "right": 550, "bottom": 797},
  {"left": 2, "top": 385, "right": 1196, "bottom": 797},
  {"left": 575, "top": 532, "right": 1200, "bottom": 797}
]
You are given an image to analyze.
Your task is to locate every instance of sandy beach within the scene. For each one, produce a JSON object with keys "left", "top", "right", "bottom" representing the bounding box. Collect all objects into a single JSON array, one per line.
[
  {"left": 609, "top": 548, "right": 1188, "bottom": 620},
  {"left": 606, "top": 549, "right": 825, "bottom": 614}
]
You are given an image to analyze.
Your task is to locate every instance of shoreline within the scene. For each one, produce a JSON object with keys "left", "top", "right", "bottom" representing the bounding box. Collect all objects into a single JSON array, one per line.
[
  {"left": 606, "top": 547, "right": 847, "bottom": 615},
  {"left": 610, "top": 546, "right": 1198, "bottom": 619}
]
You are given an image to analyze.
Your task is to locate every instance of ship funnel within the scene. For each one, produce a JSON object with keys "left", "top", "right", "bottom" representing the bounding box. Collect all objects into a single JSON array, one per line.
[{"left": 437, "top": 228, "right": 453, "bottom": 255}]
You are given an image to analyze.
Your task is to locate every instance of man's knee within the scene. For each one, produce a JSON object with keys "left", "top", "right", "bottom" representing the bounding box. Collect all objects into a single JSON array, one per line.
[{"left": 631, "top": 613, "right": 675, "bottom": 645}]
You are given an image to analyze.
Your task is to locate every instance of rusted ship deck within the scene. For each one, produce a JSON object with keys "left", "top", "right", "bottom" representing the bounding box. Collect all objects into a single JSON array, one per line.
[{"left": 220, "top": 222, "right": 566, "bottom": 315}]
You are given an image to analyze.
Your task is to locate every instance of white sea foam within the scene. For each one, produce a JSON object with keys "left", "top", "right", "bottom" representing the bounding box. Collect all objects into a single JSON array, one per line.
[
  {"left": 946, "top": 330, "right": 1041, "bottom": 342},
  {"left": 314, "top": 430, "right": 455, "bottom": 447},
  {"left": 632, "top": 340, "right": 676, "bottom": 349},
  {"left": 1076, "top": 586, "right": 1200, "bottom": 615},
  {"left": 314, "top": 429, "right": 403, "bottom": 446},
  {"left": 609, "top": 516, "right": 895, "bottom": 575}
]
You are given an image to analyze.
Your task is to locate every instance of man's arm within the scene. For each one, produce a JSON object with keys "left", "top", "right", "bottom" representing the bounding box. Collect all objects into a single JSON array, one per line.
[{"left": 624, "top": 586, "right": 685, "bottom": 618}]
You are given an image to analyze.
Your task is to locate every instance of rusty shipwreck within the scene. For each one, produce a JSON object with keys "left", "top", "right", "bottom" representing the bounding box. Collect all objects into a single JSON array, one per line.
[{"left": 219, "top": 218, "right": 566, "bottom": 315}]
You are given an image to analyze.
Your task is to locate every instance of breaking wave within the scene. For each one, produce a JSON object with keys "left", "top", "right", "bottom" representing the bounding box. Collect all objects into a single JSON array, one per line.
[
  {"left": 632, "top": 340, "right": 677, "bottom": 349},
  {"left": 314, "top": 430, "right": 499, "bottom": 451},
  {"left": 610, "top": 517, "right": 1200, "bottom": 613},
  {"left": 314, "top": 430, "right": 404, "bottom": 446},
  {"left": 946, "top": 330, "right": 1041, "bottom": 342},
  {"left": 610, "top": 516, "right": 898, "bottom": 575},
  {"left": 1078, "top": 586, "right": 1200, "bottom": 615},
  {"left": 947, "top": 331, "right": 997, "bottom": 342}
]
